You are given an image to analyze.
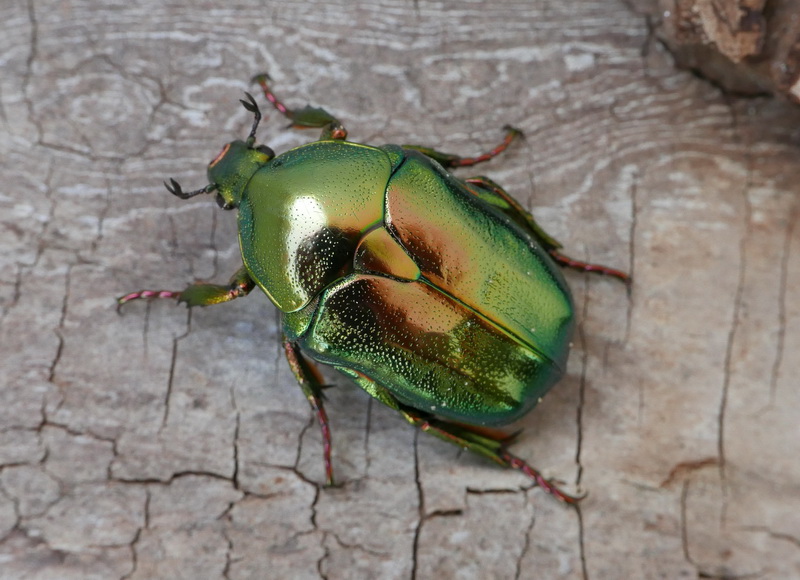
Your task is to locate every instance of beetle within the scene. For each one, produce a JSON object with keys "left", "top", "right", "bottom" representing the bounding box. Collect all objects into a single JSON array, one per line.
[{"left": 119, "top": 74, "right": 629, "bottom": 503}]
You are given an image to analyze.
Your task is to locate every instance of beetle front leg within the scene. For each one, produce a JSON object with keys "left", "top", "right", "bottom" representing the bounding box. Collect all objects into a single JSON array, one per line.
[
  {"left": 283, "top": 339, "right": 335, "bottom": 486},
  {"left": 404, "top": 126, "right": 522, "bottom": 168},
  {"left": 117, "top": 265, "right": 255, "bottom": 308},
  {"left": 252, "top": 73, "right": 347, "bottom": 141}
]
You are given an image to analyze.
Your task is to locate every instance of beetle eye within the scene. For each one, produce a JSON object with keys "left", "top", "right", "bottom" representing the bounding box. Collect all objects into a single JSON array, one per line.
[
  {"left": 255, "top": 144, "right": 274, "bottom": 158},
  {"left": 215, "top": 193, "right": 231, "bottom": 210}
]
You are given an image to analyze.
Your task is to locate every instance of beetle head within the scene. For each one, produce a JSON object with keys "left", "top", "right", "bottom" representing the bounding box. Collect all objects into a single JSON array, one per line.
[
  {"left": 165, "top": 93, "right": 274, "bottom": 209},
  {"left": 206, "top": 92, "right": 274, "bottom": 209},
  {"left": 206, "top": 139, "right": 274, "bottom": 209}
]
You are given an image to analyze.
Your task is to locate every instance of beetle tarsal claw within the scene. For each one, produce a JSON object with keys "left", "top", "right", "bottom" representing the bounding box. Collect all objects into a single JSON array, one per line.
[{"left": 250, "top": 72, "right": 271, "bottom": 84}]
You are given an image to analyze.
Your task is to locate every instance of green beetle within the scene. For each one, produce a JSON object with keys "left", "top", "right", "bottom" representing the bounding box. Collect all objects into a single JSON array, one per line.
[{"left": 120, "top": 74, "right": 629, "bottom": 503}]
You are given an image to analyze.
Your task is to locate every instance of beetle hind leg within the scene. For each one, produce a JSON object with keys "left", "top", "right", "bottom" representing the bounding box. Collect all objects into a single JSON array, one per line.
[
  {"left": 400, "top": 409, "right": 584, "bottom": 504},
  {"left": 464, "top": 176, "right": 631, "bottom": 288},
  {"left": 252, "top": 73, "right": 347, "bottom": 141},
  {"left": 545, "top": 249, "right": 631, "bottom": 287},
  {"left": 343, "top": 369, "right": 583, "bottom": 504}
]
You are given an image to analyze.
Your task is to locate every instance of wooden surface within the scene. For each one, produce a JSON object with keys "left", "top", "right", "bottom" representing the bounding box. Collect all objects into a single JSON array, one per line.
[{"left": 1, "top": 1, "right": 799, "bottom": 578}]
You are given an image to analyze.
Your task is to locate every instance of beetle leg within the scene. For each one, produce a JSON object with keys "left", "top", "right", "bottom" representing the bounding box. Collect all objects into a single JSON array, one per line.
[
  {"left": 546, "top": 250, "right": 631, "bottom": 287},
  {"left": 400, "top": 409, "right": 584, "bottom": 504},
  {"left": 464, "top": 175, "right": 563, "bottom": 250},
  {"left": 117, "top": 266, "right": 255, "bottom": 309},
  {"left": 284, "top": 339, "right": 335, "bottom": 486},
  {"left": 343, "top": 370, "right": 583, "bottom": 504},
  {"left": 404, "top": 126, "right": 522, "bottom": 168},
  {"left": 463, "top": 176, "right": 632, "bottom": 288},
  {"left": 252, "top": 73, "right": 348, "bottom": 141}
]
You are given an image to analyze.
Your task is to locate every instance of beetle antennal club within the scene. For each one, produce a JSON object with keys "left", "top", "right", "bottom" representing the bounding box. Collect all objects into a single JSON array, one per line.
[
  {"left": 164, "top": 178, "right": 217, "bottom": 200},
  {"left": 239, "top": 92, "right": 262, "bottom": 145}
]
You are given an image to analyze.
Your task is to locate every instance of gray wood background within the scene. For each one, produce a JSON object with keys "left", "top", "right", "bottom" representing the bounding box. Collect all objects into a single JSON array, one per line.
[{"left": 2, "top": 1, "right": 799, "bottom": 578}]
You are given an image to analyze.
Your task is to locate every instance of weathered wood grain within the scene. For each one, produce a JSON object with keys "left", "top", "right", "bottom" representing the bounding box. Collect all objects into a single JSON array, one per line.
[{"left": 1, "top": 1, "right": 799, "bottom": 578}]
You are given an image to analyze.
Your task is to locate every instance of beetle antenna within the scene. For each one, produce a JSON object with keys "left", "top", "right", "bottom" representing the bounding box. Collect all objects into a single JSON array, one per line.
[
  {"left": 164, "top": 178, "right": 217, "bottom": 200},
  {"left": 240, "top": 92, "right": 262, "bottom": 145}
]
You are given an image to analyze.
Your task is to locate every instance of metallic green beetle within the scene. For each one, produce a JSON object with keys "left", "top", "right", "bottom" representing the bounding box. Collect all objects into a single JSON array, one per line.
[{"left": 120, "top": 75, "right": 629, "bottom": 503}]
